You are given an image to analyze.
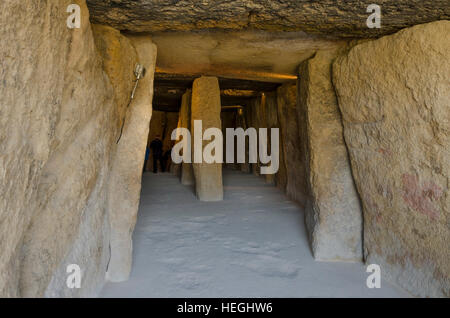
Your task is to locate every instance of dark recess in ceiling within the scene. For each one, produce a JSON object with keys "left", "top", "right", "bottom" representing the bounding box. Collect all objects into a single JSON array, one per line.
[{"left": 153, "top": 73, "right": 284, "bottom": 112}]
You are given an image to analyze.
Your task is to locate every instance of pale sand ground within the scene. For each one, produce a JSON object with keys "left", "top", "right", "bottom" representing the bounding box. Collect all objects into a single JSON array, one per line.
[{"left": 101, "top": 169, "right": 409, "bottom": 297}]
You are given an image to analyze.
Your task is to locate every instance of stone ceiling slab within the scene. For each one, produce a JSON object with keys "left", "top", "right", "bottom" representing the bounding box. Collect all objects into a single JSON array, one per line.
[{"left": 86, "top": 0, "right": 449, "bottom": 38}]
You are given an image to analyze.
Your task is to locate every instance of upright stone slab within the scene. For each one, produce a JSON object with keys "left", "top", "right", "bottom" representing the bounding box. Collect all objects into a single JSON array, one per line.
[
  {"left": 191, "top": 77, "right": 223, "bottom": 201},
  {"left": 333, "top": 21, "right": 450, "bottom": 297},
  {"left": 277, "top": 83, "right": 307, "bottom": 206},
  {"left": 178, "top": 90, "right": 195, "bottom": 185},
  {"left": 298, "top": 49, "right": 363, "bottom": 262},
  {"left": 106, "top": 35, "right": 157, "bottom": 282}
]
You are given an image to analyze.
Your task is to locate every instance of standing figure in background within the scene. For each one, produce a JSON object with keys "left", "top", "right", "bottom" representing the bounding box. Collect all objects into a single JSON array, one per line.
[{"left": 150, "top": 135, "right": 164, "bottom": 173}]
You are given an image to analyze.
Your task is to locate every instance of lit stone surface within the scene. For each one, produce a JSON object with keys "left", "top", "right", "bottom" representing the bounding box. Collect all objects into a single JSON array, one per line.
[
  {"left": 191, "top": 77, "right": 224, "bottom": 202},
  {"left": 298, "top": 49, "right": 363, "bottom": 262},
  {"left": 105, "top": 35, "right": 157, "bottom": 282},
  {"left": 178, "top": 90, "right": 195, "bottom": 185},
  {"left": 86, "top": 0, "right": 449, "bottom": 38},
  {"left": 333, "top": 21, "right": 450, "bottom": 297}
]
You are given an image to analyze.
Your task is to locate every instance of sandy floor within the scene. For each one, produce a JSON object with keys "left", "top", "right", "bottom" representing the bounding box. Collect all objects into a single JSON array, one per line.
[{"left": 101, "top": 169, "right": 409, "bottom": 298}]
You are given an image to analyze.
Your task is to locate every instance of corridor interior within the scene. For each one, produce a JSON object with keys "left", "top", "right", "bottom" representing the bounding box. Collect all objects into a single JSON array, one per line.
[
  {"left": 101, "top": 169, "right": 408, "bottom": 297},
  {"left": 2, "top": 1, "right": 447, "bottom": 298},
  {"left": 100, "top": 58, "right": 413, "bottom": 297}
]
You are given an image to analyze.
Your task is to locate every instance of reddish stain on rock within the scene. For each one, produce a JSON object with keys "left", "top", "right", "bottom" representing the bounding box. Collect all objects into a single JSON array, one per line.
[
  {"left": 402, "top": 173, "right": 443, "bottom": 220},
  {"left": 377, "top": 148, "right": 392, "bottom": 156}
]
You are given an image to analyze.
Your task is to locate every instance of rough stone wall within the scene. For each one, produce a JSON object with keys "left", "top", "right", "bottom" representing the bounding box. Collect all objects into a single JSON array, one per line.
[
  {"left": 0, "top": 0, "right": 112, "bottom": 297},
  {"left": 0, "top": 0, "right": 119, "bottom": 297},
  {"left": 104, "top": 35, "right": 157, "bottom": 282},
  {"left": 0, "top": 0, "right": 155, "bottom": 297},
  {"left": 276, "top": 83, "right": 308, "bottom": 206},
  {"left": 191, "top": 76, "right": 224, "bottom": 201},
  {"left": 178, "top": 90, "right": 194, "bottom": 184},
  {"left": 178, "top": 89, "right": 195, "bottom": 185},
  {"left": 87, "top": 0, "right": 450, "bottom": 38},
  {"left": 92, "top": 25, "right": 138, "bottom": 130},
  {"left": 333, "top": 21, "right": 450, "bottom": 297},
  {"left": 298, "top": 50, "right": 363, "bottom": 261}
]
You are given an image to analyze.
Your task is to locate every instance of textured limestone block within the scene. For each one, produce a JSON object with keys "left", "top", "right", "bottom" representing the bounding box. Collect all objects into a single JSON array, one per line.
[
  {"left": 92, "top": 24, "right": 138, "bottom": 129},
  {"left": 333, "top": 21, "right": 450, "bottom": 297},
  {"left": 1, "top": 0, "right": 117, "bottom": 297},
  {"left": 87, "top": 0, "right": 450, "bottom": 38},
  {"left": 276, "top": 83, "right": 308, "bottom": 206},
  {"left": 191, "top": 77, "right": 224, "bottom": 201},
  {"left": 106, "top": 35, "right": 157, "bottom": 282},
  {"left": 298, "top": 49, "right": 363, "bottom": 261},
  {"left": 178, "top": 90, "right": 195, "bottom": 184}
]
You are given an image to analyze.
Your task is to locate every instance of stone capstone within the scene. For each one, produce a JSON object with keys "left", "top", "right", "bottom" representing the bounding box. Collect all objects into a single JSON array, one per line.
[{"left": 86, "top": 0, "right": 449, "bottom": 38}]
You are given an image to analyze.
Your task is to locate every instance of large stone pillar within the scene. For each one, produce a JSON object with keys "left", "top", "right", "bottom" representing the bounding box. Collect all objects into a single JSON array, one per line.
[
  {"left": 178, "top": 90, "right": 195, "bottom": 185},
  {"left": 298, "top": 49, "right": 363, "bottom": 262},
  {"left": 106, "top": 36, "right": 157, "bottom": 282},
  {"left": 191, "top": 76, "right": 223, "bottom": 201},
  {"left": 277, "top": 83, "right": 307, "bottom": 205}
]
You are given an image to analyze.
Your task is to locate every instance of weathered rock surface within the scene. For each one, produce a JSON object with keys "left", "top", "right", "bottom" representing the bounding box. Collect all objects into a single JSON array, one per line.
[
  {"left": 191, "top": 77, "right": 224, "bottom": 201},
  {"left": 276, "top": 83, "right": 308, "bottom": 206},
  {"left": 0, "top": 0, "right": 156, "bottom": 296},
  {"left": 333, "top": 21, "right": 450, "bottom": 297},
  {"left": 298, "top": 50, "right": 363, "bottom": 261},
  {"left": 86, "top": 0, "right": 449, "bottom": 38},
  {"left": 92, "top": 25, "right": 138, "bottom": 129},
  {"left": 178, "top": 90, "right": 195, "bottom": 185},
  {"left": 151, "top": 30, "right": 343, "bottom": 83},
  {"left": 0, "top": 0, "right": 115, "bottom": 297},
  {"left": 103, "top": 35, "right": 157, "bottom": 282}
]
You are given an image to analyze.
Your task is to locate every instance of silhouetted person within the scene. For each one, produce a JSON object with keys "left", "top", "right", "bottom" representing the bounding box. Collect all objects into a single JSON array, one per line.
[{"left": 150, "top": 135, "right": 164, "bottom": 173}]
